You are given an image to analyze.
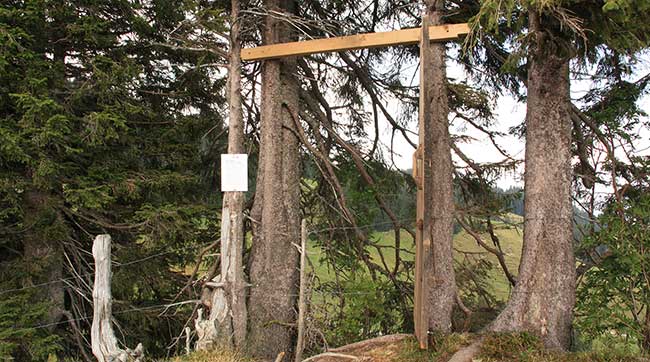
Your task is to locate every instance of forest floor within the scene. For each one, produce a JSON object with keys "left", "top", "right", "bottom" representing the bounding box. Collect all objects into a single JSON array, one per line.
[
  {"left": 301, "top": 333, "right": 649, "bottom": 362},
  {"left": 177, "top": 215, "right": 647, "bottom": 361},
  {"left": 174, "top": 333, "right": 649, "bottom": 362}
]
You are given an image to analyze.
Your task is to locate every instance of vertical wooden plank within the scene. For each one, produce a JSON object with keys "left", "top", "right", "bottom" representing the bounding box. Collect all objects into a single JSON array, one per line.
[
  {"left": 414, "top": 13, "right": 431, "bottom": 350},
  {"left": 294, "top": 220, "right": 308, "bottom": 362},
  {"left": 413, "top": 146, "right": 422, "bottom": 346}
]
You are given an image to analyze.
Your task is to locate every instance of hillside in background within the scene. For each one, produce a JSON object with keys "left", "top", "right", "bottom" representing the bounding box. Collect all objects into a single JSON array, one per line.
[{"left": 308, "top": 214, "right": 524, "bottom": 302}]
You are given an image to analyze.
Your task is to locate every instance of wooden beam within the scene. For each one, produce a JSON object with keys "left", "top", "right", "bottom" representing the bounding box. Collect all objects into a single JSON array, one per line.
[
  {"left": 241, "top": 23, "right": 469, "bottom": 61},
  {"left": 414, "top": 17, "right": 431, "bottom": 350}
]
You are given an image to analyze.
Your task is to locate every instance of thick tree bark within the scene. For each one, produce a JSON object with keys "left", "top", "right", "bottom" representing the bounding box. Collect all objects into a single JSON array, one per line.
[
  {"left": 422, "top": 0, "right": 456, "bottom": 333},
  {"left": 489, "top": 11, "right": 575, "bottom": 350},
  {"left": 247, "top": 0, "right": 301, "bottom": 360}
]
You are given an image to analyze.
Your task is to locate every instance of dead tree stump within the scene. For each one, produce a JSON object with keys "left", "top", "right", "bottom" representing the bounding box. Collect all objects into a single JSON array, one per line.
[{"left": 91, "top": 234, "right": 144, "bottom": 362}]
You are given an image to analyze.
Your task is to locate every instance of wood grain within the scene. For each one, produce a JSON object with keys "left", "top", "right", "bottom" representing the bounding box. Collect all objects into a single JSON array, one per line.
[{"left": 241, "top": 23, "right": 469, "bottom": 61}]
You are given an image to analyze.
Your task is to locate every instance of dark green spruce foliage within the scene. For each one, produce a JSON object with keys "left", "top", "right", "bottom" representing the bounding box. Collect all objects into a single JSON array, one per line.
[
  {"left": 0, "top": 0, "right": 229, "bottom": 359},
  {"left": 0, "top": 281, "right": 62, "bottom": 360},
  {"left": 577, "top": 183, "right": 650, "bottom": 352}
]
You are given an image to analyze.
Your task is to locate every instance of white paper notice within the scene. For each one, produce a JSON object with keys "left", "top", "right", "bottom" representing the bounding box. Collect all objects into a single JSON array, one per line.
[{"left": 221, "top": 154, "right": 248, "bottom": 192}]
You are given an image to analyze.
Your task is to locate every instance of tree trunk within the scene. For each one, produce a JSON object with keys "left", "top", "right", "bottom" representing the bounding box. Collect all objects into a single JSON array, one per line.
[
  {"left": 199, "top": 0, "right": 248, "bottom": 349},
  {"left": 488, "top": 11, "right": 575, "bottom": 350},
  {"left": 422, "top": 0, "right": 456, "bottom": 334},
  {"left": 22, "top": 191, "right": 64, "bottom": 330},
  {"left": 195, "top": 213, "right": 233, "bottom": 351},
  {"left": 247, "top": 0, "right": 301, "bottom": 360}
]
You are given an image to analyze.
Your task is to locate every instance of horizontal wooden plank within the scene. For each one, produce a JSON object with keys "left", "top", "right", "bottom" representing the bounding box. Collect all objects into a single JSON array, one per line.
[{"left": 241, "top": 23, "right": 469, "bottom": 61}]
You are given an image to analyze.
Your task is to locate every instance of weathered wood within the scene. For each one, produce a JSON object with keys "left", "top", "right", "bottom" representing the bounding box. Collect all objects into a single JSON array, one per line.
[
  {"left": 275, "top": 352, "right": 286, "bottom": 362},
  {"left": 294, "top": 219, "right": 308, "bottom": 362},
  {"left": 195, "top": 296, "right": 228, "bottom": 350},
  {"left": 204, "top": 281, "right": 225, "bottom": 288},
  {"left": 91, "top": 234, "right": 144, "bottom": 362},
  {"left": 328, "top": 334, "right": 411, "bottom": 353},
  {"left": 196, "top": 0, "right": 248, "bottom": 350},
  {"left": 304, "top": 334, "right": 411, "bottom": 361},
  {"left": 413, "top": 16, "right": 430, "bottom": 350},
  {"left": 195, "top": 210, "right": 232, "bottom": 351},
  {"left": 301, "top": 352, "right": 359, "bottom": 362},
  {"left": 223, "top": 0, "right": 248, "bottom": 346},
  {"left": 241, "top": 23, "right": 469, "bottom": 61},
  {"left": 185, "top": 327, "right": 192, "bottom": 355}
]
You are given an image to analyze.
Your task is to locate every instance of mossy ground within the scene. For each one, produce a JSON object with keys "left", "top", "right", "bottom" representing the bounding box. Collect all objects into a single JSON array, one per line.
[
  {"left": 170, "top": 349, "right": 254, "bottom": 362},
  {"left": 178, "top": 216, "right": 645, "bottom": 360},
  {"left": 173, "top": 333, "right": 647, "bottom": 362},
  {"left": 394, "top": 333, "right": 647, "bottom": 362},
  {"left": 477, "top": 332, "right": 647, "bottom": 362},
  {"left": 396, "top": 334, "right": 474, "bottom": 362}
]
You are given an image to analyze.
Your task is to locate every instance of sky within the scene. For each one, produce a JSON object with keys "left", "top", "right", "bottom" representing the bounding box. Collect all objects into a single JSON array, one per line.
[{"left": 377, "top": 50, "right": 650, "bottom": 191}]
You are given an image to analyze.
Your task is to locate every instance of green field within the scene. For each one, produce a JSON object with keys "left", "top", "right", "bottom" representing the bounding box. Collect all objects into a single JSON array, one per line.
[{"left": 306, "top": 215, "right": 524, "bottom": 301}]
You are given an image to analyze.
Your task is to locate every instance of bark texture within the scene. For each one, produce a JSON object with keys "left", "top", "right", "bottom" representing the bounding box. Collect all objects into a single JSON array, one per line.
[
  {"left": 422, "top": 0, "right": 456, "bottom": 333},
  {"left": 198, "top": 0, "right": 248, "bottom": 349},
  {"left": 489, "top": 11, "right": 575, "bottom": 350},
  {"left": 224, "top": 0, "right": 248, "bottom": 344},
  {"left": 247, "top": 0, "right": 301, "bottom": 359}
]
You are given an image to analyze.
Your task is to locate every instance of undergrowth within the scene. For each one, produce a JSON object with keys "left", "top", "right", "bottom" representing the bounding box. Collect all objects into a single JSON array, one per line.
[
  {"left": 397, "top": 334, "right": 474, "bottom": 362},
  {"left": 478, "top": 333, "right": 647, "bottom": 362},
  {"left": 170, "top": 349, "right": 254, "bottom": 362},
  {"left": 170, "top": 333, "right": 648, "bottom": 362},
  {"left": 395, "top": 333, "right": 647, "bottom": 362}
]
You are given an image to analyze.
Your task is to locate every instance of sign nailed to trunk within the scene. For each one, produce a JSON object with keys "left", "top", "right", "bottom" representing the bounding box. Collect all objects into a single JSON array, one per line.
[{"left": 221, "top": 154, "right": 248, "bottom": 192}]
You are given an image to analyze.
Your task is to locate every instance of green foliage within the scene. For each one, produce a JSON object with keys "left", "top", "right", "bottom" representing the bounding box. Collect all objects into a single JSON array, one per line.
[
  {"left": 576, "top": 188, "right": 650, "bottom": 352},
  {"left": 316, "top": 277, "right": 406, "bottom": 347},
  {"left": 479, "top": 332, "right": 643, "bottom": 361},
  {"left": 453, "top": 254, "right": 501, "bottom": 330},
  {"left": 0, "top": 268, "right": 62, "bottom": 360},
  {"left": 471, "top": 0, "right": 650, "bottom": 53},
  {"left": 0, "top": 0, "right": 229, "bottom": 359}
]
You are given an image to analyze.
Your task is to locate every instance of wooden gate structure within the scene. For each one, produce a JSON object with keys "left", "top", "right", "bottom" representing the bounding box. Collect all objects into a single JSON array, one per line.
[{"left": 241, "top": 19, "right": 469, "bottom": 349}]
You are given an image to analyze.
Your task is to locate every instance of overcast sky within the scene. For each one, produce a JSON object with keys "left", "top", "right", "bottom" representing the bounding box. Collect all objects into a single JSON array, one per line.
[{"left": 377, "top": 50, "right": 650, "bottom": 190}]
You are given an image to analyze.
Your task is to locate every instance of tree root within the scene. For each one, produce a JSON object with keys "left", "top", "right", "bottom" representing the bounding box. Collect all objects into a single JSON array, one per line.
[
  {"left": 302, "top": 352, "right": 360, "bottom": 362},
  {"left": 446, "top": 339, "right": 483, "bottom": 362},
  {"left": 301, "top": 334, "right": 411, "bottom": 362}
]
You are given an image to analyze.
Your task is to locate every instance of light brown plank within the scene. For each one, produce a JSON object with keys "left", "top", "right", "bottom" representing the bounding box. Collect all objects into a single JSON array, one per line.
[
  {"left": 414, "top": 18, "right": 431, "bottom": 351},
  {"left": 241, "top": 23, "right": 469, "bottom": 61}
]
